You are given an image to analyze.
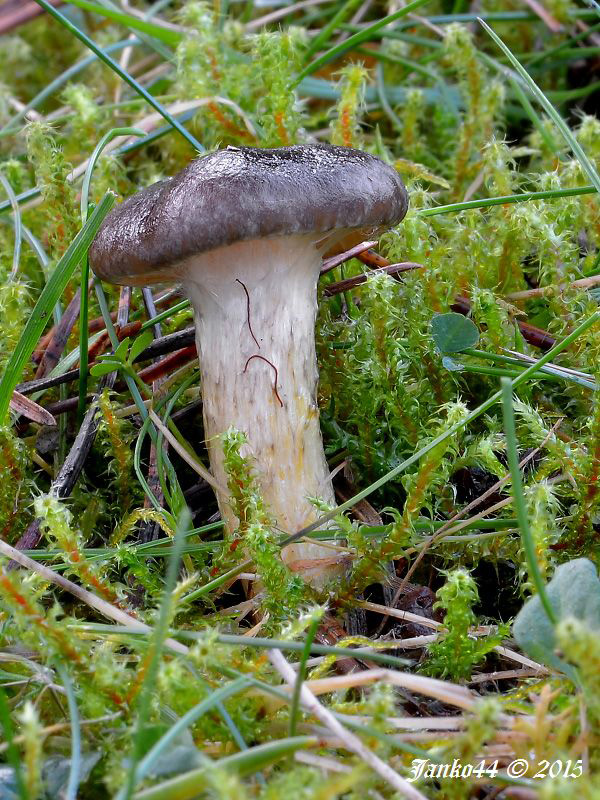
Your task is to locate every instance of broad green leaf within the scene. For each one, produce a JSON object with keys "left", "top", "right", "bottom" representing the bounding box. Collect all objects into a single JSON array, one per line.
[
  {"left": 0, "top": 194, "right": 115, "bottom": 423},
  {"left": 513, "top": 558, "right": 600, "bottom": 679},
  {"left": 114, "top": 338, "right": 131, "bottom": 363},
  {"left": 89, "top": 361, "right": 121, "bottom": 378},
  {"left": 431, "top": 312, "right": 480, "bottom": 353},
  {"left": 129, "top": 330, "right": 156, "bottom": 365}
]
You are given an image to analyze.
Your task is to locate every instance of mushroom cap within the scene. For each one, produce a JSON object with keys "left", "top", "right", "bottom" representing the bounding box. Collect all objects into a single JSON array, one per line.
[{"left": 89, "top": 144, "right": 409, "bottom": 285}]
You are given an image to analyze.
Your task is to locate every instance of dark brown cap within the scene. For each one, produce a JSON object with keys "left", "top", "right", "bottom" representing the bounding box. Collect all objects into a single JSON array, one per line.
[{"left": 89, "top": 144, "right": 409, "bottom": 285}]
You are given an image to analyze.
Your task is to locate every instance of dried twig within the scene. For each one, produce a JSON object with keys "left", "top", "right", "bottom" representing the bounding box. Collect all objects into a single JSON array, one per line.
[
  {"left": 358, "top": 601, "right": 549, "bottom": 674},
  {"left": 147, "top": 409, "right": 228, "bottom": 496},
  {"left": 468, "top": 668, "right": 545, "bottom": 685},
  {"left": 0, "top": 0, "right": 65, "bottom": 35},
  {"left": 323, "top": 262, "right": 423, "bottom": 296},
  {"left": 291, "top": 665, "right": 477, "bottom": 711},
  {"left": 0, "top": 538, "right": 188, "bottom": 655},
  {"left": 17, "top": 327, "right": 197, "bottom": 397},
  {"left": 35, "top": 283, "right": 89, "bottom": 379},
  {"left": 12, "top": 288, "right": 133, "bottom": 555},
  {"left": 245, "top": 0, "right": 331, "bottom": 30},
  {"left": 268, "top": 648, "right": 428, "bottom": 800},
  {"left": 520, "top": 0, "right": 563, "bottom": 32},
  {"left": 320, "top": 240, "right": 378, "bottom": 275},
  {"left": 504, "top": 274, "right": 600, "bottom": 300}
]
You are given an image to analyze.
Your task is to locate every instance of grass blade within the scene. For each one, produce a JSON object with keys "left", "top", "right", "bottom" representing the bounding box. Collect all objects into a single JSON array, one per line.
[
  {"left": 479, "top": 18, "right": 600, "bottom": 193},
  {"left": 500, "top": 378, "right": 557, "bottom": 624},
  {"left": 80, "top": 128, "right": 146, "bottom": 222},
  {"left": 65, "top": 0, "right": 182, "bottom": 46},
  {"left": 0, "top": 193, "right": 115, "bottom": 424},
  {"left": 507, "top": 74, "right": 558, "bottom": 153},
  {"left": 77, "top": 127, "right": 145, "bottom": 423},
  {"left": 33, "top": 0, "right": 202, "bottom": 153},
  {"left": 54, "top": 662, "right": 82, "bottom": 800},
  {"left": 0, "top": 174, "right": 22, "bottom": 281},
  {"left": 306, "top": 0, "right": 365, "bottom": 57},
  {"left": 418, "top": 185, "right": 597, "bottom": 216},
  {"left": 122, "top": 507, "right": 191, "bottom": 800},
  {"left": 289, "top": 611, "right": 322, "bottom": 737},
  {"left": 293, "top": 0, "right": 432, "bottom": 85},
  {"left": 0, "top": 687, "right": 26, "bottom": 800},
  {"left": 131, "top": 676, "right": 253, "bottom": 788},
  {"left": 132, "top": 737, "right": 317, "bottom": 800}
]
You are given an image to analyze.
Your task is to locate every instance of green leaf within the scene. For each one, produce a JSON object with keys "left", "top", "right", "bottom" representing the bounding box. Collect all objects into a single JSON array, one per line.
[
  {"left": 502, "top": 379, "right": 557, "bottom": 625},
  {"left": 128, "top": 330, "right": 156, "bottom": 365},
  {"left": 305, "top": 0, "right": 364, "bottom": 57},
  {"left": 54, "top": 661, "right": 82, "bottom": 800},
  {"left": 81, "top": 128, "right": 146, "bottom": 222},
  {"left": 122, "top": 510, "right": 191, "bottom": 800},
  {"left": 418, "top": 185, "right": 597, "bottom": 218},
  {"left": 431, "top": 312, "right": 480, "bottom": 353},
  {"left": 0, "top": 687, "right": 25, "bottom": 799},
  {"left": 89, "top": 361, "right": 121, "bottom": 377},
  {"left": 0, "top": 193, "right": 115, "bottom": 423},
  {"left": 513, "top": 558, "right": 600, "bottom": 678},
  {"left": 114, "top": 337, "right": 131, "bottom": 363},
  {"left": 79, "top": 126, "right": 146, "bottom": 423}
]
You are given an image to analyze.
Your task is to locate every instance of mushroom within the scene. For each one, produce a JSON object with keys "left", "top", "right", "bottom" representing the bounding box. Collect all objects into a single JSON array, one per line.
[{"left": 89, "top": 144, "right": 408, "bottom": 587}]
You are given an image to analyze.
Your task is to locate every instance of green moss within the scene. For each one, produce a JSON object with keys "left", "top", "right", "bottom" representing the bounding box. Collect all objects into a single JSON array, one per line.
[
  {"left": 423, "top": 568, "right": 506, "bottom": 681},
  {"left": 0, "top": 0, "right": 599, "bottom": 793}
]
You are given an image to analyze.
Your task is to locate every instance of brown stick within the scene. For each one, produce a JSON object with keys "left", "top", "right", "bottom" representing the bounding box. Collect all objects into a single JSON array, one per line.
[
  {"left": 351, "top": 249, "right": 558, "bottom": 351},
  {"left": 356, "top": 248, "right": 393, "bottom": 268},
  {"left": 320, "top": 241, "right": 378, "bottom": 275},
  {"left": 520, "top": 0, "right": 563, "bottom": 32},
  {"left": 0, "top": 0, "right": 65, "bottom": 36},
  {"left": 35, "top": 285, "right": 86, "bottom": 378},
  {"left": 11, "top": 289, "right": 132, "bottom": 557},
  {"left": 451, "top": 295, "right": 556, "bottom": 351},
  {"left": 505, "top": 274, "right": 600, "bottom": 301},
  {"left": 137, "top": 345, "right": 197, "bottom": 385},
  {"left": 323, "top": 262, "right": 423, "bottom": 296},
  {"left": 16, "top": 326, "right": 197, "bottom": 397}
]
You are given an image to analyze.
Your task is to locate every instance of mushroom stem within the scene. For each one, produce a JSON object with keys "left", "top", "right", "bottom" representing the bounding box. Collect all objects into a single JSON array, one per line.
[{"left": 181, "top": 234, "right": 341, "bottom": 586}]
